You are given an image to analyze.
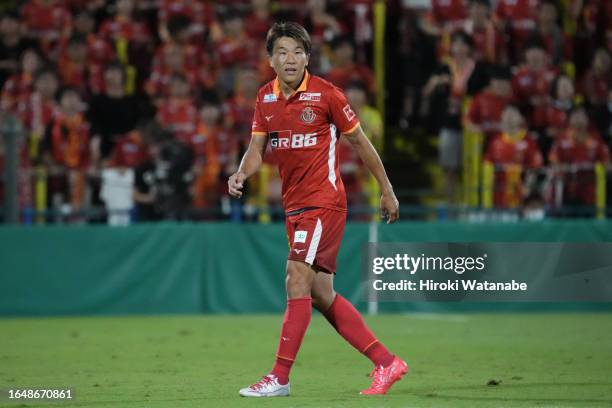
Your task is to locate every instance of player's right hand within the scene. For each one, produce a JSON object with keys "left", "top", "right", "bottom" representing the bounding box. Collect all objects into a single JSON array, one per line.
[{"left": 228, "top": 171, "right": 246, "bottom": 198}]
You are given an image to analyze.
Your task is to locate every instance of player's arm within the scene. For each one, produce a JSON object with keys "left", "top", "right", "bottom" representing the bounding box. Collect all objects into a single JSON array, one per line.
[
  {"left": 343, "top": 125, "right": 399, "bottom": 223},
  {"left": 228, "top": 133, "right": 268, "bottom": 198}
]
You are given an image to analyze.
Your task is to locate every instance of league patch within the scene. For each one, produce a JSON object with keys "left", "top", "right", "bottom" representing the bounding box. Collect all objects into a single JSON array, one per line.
[
  {"left": 299, "top": 92, "right": 321, "bottom": 102},
  {"left": 294, "top": 230, "right": 308, "bottom": 243},
  {"left": 343, "top": 104, "right": 356, "bottom": 122},
  {"left": 263, "top": 93, "right": 277, "bottom": 103}
]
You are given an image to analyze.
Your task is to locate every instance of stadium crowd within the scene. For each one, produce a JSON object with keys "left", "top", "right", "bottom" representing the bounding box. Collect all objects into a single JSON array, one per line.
[{"left": 0, "top": 0, "right": 610, "bottom": 224}]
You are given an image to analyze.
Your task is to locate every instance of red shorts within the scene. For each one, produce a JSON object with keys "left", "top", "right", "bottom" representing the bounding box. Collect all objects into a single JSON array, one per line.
[{"left": 285, "top": 207, "right": 346, "bottom": 274}]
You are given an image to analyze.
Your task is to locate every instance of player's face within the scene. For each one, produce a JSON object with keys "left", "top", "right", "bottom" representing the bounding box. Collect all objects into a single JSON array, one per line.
[{"left": 269, "top": 37, "right": 309, "bottom": 88}]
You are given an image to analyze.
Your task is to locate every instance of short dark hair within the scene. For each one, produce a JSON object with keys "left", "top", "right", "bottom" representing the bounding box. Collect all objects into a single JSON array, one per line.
[{"left": 265, "top": 22, "right": 311, "bottom": 57}]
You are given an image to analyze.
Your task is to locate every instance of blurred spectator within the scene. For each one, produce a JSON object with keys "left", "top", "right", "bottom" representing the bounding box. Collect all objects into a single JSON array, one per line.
[
  {"left": 1, "top": 48, "right": 42, "bottom": 113},
  {"left": 198, "top": 91, "right": 238, "bottom": 191},
  {"left": 245, "top": 0, "right": 274, "bottom": 43},
  {"left": 419, "top": 0, "right": 467, "bottom": 37},
  {"left": 98, "top": 0, "right": 153, "bottom": 89},
  {"left": 147, "top": 42, "right": 194, "bottom": 102},
  {"left": 484, "top": 105, "right": 543, "bottom": 209},
  {"left": 325, "top": 35, "right": 376, "bottom": 98},
  {"left": 467, "top": 65, "right": 514, "bottom": 141},
  {"left": 303, "top": 0, "right": 344, "bottom": 74},
  {"left": 531, "top": 0, "right": 572, "bottom": 67},
  {"left": 213, "top": 10, "right": 258, "bottom": 96},
  {"left": 544, "top": 75, "right": 575, "bottom": 146},
  {"left": 223, "top": 66, "right": 259, "bottom": 150},
  {"left": 21, "top": 0, "right": 72, "bottom": 58},
  {"left": 43, "top": 87, "right": 90, "bottom": 215},
  {"left": 158, "top": 0, "right": 218, "bottom": 45},
  {"left": 89, "top": 62, "right": 145, "bottom": 162},
  {"left": 462, "top": 0, "right": 507, "bottom": 65},
  {"left": 511, "top": 36, "right": 557, "bottom": 134},
  {"left": 99, "top": 0, "right": 151, "bottom": 46},
  {"left": 548, "top": 106, "right": 610, "bottom": 212},
  {"left": 133, "top": 128, "right": 194, "bottom": 220},
  {"left": 156, "top": 73, "right": 198, "bottom": 143},
  {"left": 151, "top": 15, "right": 216, "bottom": 97},
  {"left": 343, "top": 81, "right": 383, "bottom": 218},
  {"left": 68, "top": 11, "right": 116, "bottom": 95},
  {"left": 57, "top": 34, "right": 95, "bottom": 97},
  {"left": 108, "top": 120, "right": 151, "bottom": 169},
  {"left": 0, "top": 12, "right": 38, "bottom": 87},
  {"left": 580, "top": 49, "right": 611, "bottom": 109},
  {"left": 19, "top": 67, "right": 59, "bottom": 162},
  {"left": 422, "top": 32, "right": 479, "bottom": 202},
  {"left": 191, "top": 97, "right": 222, "bottom": 211},
  {"left": 494, "top": 0, "right": 539, "bottom": 63}
]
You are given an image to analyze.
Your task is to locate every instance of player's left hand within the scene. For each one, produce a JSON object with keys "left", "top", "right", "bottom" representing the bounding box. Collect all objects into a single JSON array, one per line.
[{"left": 380, "top": 191, "right": 399, "bottom": 224}]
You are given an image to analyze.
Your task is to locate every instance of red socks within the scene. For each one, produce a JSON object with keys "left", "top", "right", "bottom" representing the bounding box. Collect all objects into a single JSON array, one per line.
[
  {"left": 271, "top": 297, "right": 312, "bottom": 384},
  {"left": 323, "top": 294, "right": 394, "bottom": 367}
]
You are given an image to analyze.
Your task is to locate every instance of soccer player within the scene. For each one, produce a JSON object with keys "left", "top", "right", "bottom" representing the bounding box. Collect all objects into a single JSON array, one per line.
[{"left": 228, "top": 22, "right": 407, "bottom": 397}]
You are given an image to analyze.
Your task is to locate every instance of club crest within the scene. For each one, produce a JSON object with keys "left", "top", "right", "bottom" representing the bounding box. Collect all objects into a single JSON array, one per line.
[{"left": 300, "top": 107, "right": 316, "bottom": 124}]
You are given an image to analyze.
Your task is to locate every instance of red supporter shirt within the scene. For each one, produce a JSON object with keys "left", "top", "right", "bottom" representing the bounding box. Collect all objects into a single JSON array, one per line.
[
  {"left": 110, "top": 131, "right": 149, "bottom": 168},
  {"left": 428, "top": 0, "right": 468, "bottom": 31},
  {"left": 21, "top": 0, "right": 71, "bottom": 41},
  {"left": 325, "top": 63, "right": 376, "bottom": 95},
  {"left": 549, "top": 130, "right": 610, "bottom": 205},
  {"left": 157, "top": 98, "right": 198, "bottom": 143},
  {"left": 495, "top": 0, "right": 539, "bottom": 45},
  {"left": 468, "top": 90, "right": 513, "bottom": 138},
  {"left": 251, "top": 71, "right": 360, "bottom": 213},
  {"left": 485, "top": 131, "right": 543, "bottom": 208},
  {"left": 544, "top": 102, "right": 571, "bottom": 137},
  {"left": 1, "top": 74, "right": 34, "bottom": 113},
  {"left": 223, "top": 94, "right": 255, "bottom": 150},
  {"left": 99, "top": 17, "right": 151, "bottom": 45},
  {"left": 512, "top": 66, "right": 557, "bottom": 128}
]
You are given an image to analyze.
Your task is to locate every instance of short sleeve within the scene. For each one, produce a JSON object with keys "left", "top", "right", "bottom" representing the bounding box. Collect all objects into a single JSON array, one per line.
[
  {"left": 251, "top": 97, "right": 267, "bottom": 136},
  {"left": 328, "top": 86, "right": 360, "bottom": 134}
]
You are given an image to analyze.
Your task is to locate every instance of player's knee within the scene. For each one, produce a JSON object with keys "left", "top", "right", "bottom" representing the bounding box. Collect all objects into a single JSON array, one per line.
[{"left": 286, "top": 261, "right": 314, "bottom": 298}]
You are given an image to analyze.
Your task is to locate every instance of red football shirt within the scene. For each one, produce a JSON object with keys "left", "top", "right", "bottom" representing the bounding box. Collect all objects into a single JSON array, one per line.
[{"left": 251, "top": 71, "right": 360, "bottom": 213}]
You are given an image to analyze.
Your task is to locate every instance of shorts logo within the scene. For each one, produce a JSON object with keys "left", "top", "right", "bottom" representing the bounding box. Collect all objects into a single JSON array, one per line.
[
  {"left": 299, "top": 92, "right": 321, "bottom": 102},
  {"left": 263, "top": 93, "right": 277, "bottom": 103},
  {"left": 343, "top": 104, "right": 356, "bottom": 122},
  {"left": 300, "top": 107, "right": 316, "bottom": 124},
  {"left": 294, "top": 230, "right": 308, "bottom": 243}
]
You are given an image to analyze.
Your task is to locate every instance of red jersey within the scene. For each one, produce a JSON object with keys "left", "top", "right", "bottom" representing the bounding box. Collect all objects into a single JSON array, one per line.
[
  {"left": 1, "top": 73, "right": 34, "bottom": 113},
  {"left": 158, "top": 0, "right": 216, "bottom": 43},
  {"left": 544, "top": 101, "right": 572, "bottom": 138},
  {"left": 156, "top": 98, "right": 198, "bottom": 143},
  {"left": 512, "top": 65, "right": 557, "bottom": 128},
  {"left": 463, "top": 21, "right": 507, "bottom": 64},
  {"left": 99, "top": 17, "right": 151, "bottom": 45},
  {"left": 549, "top": 130, "right": 610, "bottom": 205},
  {"left": 325, "top": 63, "right": 376, "bottom": 96},
  {"left": 110, "top": 131, "right": 149, "bottom": 168},
  {"left": 223, "top": 93, "right": 255, "bottom": 149},
  {"left": 428, "top": 0, "right": 468, "bottom": 31},
  {"left": 484, "top": 131, "right": 543, "bottom": 208},
  {"left": 21, "top": 0, "right": 71, "bottom": 41},
  {"left": 468, "top": 90, "right": 513, "bottom": 138},
  {"left": 251, "top": 71, "right": 361, "bottom": 213},
  {"left": 494, "top": 0, "right": 539, "bottom": 44}
]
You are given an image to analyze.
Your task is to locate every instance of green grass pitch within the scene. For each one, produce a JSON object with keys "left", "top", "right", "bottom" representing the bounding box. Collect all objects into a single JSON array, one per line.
[{"left": 1, "top": 313, "right": 611, "bottom": 407}]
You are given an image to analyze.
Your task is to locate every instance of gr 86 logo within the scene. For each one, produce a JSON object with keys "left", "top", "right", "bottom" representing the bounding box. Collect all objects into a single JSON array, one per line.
[{"left": 269, "top": 130, "right": 317, "bottom": 149}]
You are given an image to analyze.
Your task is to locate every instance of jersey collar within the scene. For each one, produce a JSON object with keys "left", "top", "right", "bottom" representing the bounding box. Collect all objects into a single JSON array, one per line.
[{"left": 273, "top": 70, "right": 310, "bottom": 99}]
